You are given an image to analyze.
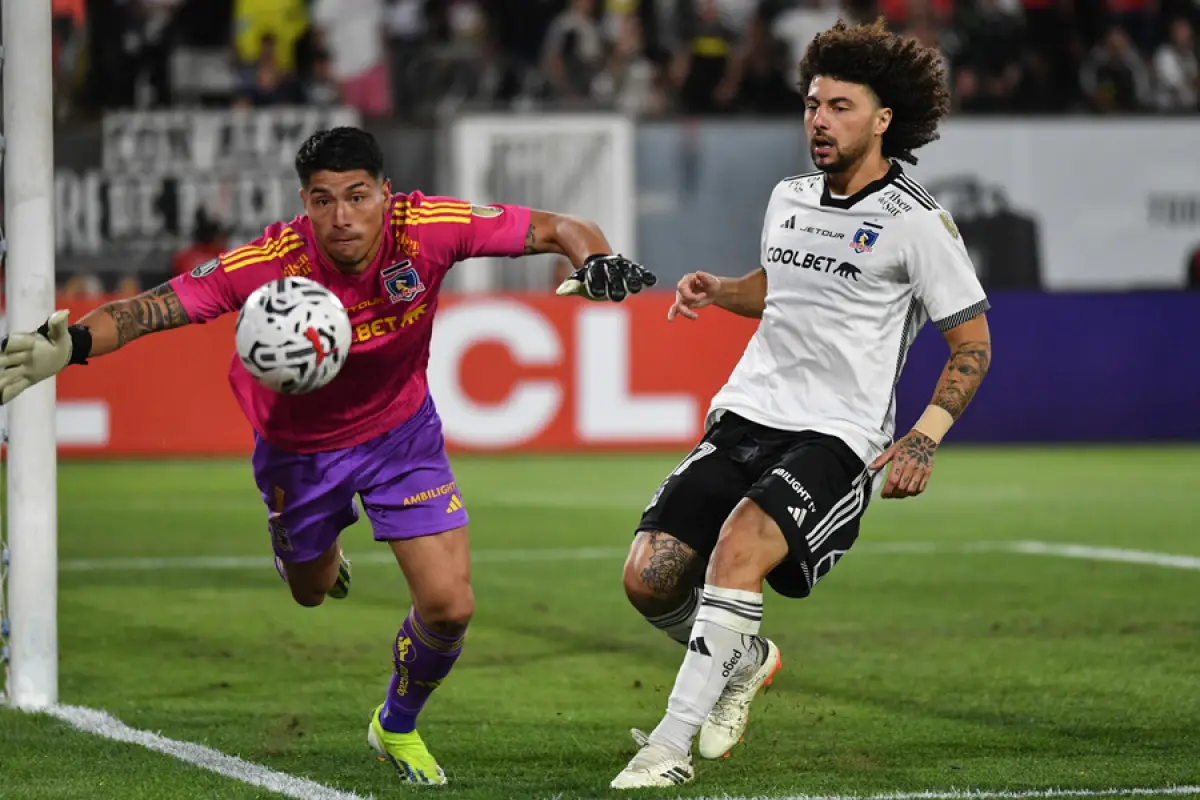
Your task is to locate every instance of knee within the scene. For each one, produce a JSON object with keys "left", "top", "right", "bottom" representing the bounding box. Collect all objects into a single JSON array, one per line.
[
  {"left": 414, "top": 585, "right": 475, "bottom": 635},
  {"left": 622, "top": 556, "right": 661, "bottom": 611},
  {"left": 622, "top": 531, "right": 701, "bottom": 614}
]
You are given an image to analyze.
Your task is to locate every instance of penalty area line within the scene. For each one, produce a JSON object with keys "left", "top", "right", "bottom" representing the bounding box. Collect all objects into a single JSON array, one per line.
[
  {"left": 676, "top": 785, "right": 1200, "bottom": 800},
  {"left": 39, "top": 704, "right": 372, "bottom": 800}
]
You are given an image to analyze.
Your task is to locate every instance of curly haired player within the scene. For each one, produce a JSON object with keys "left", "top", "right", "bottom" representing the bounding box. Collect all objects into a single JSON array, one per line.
[{"left": 612, "top": 19, "right": 992, "bottom": 789}]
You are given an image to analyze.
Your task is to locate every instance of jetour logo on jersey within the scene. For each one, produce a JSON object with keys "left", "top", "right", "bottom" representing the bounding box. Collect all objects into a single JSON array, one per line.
[{"left": 382, "top": 260, "right": 426, "bottom": 303}]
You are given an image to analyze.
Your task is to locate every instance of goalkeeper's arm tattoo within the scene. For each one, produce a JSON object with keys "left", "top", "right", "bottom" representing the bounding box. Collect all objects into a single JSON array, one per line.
[
  {"left": 81, "top": 283, "right": 191, "bottom": 354},
  {"left": 931, "top": 340, "right": 991, "bottom": 419},
  {"left": 524, "top": 222, "right": 537, "bottom": 255}
]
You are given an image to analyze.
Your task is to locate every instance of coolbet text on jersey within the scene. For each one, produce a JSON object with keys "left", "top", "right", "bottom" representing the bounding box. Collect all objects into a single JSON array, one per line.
[
  {"left": 710, "top": 163, "right": 990, "bottom": 466},
  {"left": 169, "top": 193, "right": 531, "bottom": 453}
]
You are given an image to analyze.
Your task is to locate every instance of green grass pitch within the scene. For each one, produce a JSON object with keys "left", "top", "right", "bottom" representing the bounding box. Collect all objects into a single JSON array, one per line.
[{"left": 1, "top": 446, "right": 1198, "bottom": 799}]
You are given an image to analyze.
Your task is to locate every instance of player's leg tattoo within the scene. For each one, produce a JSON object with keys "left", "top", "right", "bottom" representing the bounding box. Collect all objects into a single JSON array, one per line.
[
  {"left": 624, "top": 531, "right": 706, "bottom": 645},
  {"left": 648, "top": 501, "right": 785, "bottom": 755}
]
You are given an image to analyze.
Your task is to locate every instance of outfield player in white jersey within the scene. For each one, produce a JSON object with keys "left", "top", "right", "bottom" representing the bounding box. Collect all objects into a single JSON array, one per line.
[{"left": 612, "top": 19, "right": 993, "bottom": 789}]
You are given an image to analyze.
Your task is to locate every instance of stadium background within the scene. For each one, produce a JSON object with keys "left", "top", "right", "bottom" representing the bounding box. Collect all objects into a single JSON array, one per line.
[
  {"left": 16, "top": 0, "right": 1200, "bottom": 456},
  {"left": 0, "top": 2, "right": 1198, "bottom": 799}
]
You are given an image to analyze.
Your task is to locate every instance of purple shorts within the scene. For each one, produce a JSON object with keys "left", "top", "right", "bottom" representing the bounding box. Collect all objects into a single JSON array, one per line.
[{"left": 252, "top": 394, "right": 468, "bottom": 563}]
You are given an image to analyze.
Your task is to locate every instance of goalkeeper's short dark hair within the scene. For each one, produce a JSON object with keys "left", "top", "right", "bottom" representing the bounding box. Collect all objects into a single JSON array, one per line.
[
  {"left": 295, "top": 127, "right": 385, "bottom": 187},
  {"left": 799, "top": 18, "right": 950, "bottom": 165}
]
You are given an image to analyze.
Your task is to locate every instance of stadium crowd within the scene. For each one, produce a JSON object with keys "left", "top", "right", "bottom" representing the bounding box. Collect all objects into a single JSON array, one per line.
[{"left": 46, "top": 0, "right": 1200, "bottom": 123}]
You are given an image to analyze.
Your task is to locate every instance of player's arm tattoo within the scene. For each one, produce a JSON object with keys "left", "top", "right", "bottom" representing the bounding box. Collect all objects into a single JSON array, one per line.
[
  {"left": 522, "top": 209, "right": 609, "bottom": 261},
  {"left": 932, "top": 340, "right": 991, "bottom": 420},
  {"left": 523, "top": 222, "right": 537, "bottom": 255},
  {"left": 98, "top": 283, "right": 191, "bottom": 348},
  {"left": 639, "top": 531, "right": 704, "bottom": 596}
]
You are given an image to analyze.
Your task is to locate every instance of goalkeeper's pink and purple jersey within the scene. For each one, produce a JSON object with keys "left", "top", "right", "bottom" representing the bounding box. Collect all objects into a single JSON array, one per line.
[{"left": 169, "top": 192, "right": 531, "bottom": 453}]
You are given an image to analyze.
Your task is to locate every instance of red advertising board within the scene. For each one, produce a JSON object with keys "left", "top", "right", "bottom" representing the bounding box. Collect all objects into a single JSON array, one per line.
[{"left": 42, "top": 293, "right": 759, "bottom": 456}]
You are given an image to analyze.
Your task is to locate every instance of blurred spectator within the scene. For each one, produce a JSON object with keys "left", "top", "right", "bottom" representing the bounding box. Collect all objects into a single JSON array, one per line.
[
  {"left": 674, "top": 0, "right": 745, "bottom": 114},
  {"left": 541, "top": 0, "right": 609, "bottom": 103},
  {"left": 51, "top": 0, "right": 86, "bottom": 120},
  {"left": 1153, "top": 17, "right": 1200, "bottom": 110},
  {"left": 305, "top": 49, "right": 342, "bottom": 108},
  {"left": 233, "top": 0, "right": 309, "bottom": 76},
  {"left": 385, "top": 0, "right": 428, "bottom": 112},
  {"left": 1107, "top": 0, "right": 1157, "bottom": 53},
  {"left": 736, "top": 12, "right": 807, "bottom": 112},
  {"left": 954, "top": 0, "right": 1024, "bottom": 112},
  {"left": 235, "top": 34, "right": 306, "bottom": 106},
  {"left": 312, "top": 0, "right": 393, "bottom": 118},
  {"left": 1079, "top": 25, "right": 1153, "bottom": 111},
  {"left": 592, "top": 13, "right": 665, "bottom": 113}
]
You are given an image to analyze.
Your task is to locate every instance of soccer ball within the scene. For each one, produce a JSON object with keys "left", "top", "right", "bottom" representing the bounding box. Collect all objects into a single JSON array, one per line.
[{"left": 235, "top": 277, "right": 352, "bottom": 395}]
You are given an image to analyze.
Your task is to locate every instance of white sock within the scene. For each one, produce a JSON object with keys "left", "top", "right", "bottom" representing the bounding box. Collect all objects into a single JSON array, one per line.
[
  {"left": 643, "top": 587, "right": 700, "bottom": 646},
  {"left": 648, "top": 584, "right": 763, "bottom": 755}
]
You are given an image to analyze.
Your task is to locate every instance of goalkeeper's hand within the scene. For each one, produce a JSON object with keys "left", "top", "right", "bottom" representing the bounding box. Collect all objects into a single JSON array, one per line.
[
  {"left": 555, "top": 254, "right": 657, "bottom": 302},
  {"left": 0, "top": 310, "right": 75, "bottom": 405}
]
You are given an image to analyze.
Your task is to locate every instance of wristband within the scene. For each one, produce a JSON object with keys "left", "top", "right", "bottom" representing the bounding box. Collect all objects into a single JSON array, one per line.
[
  {"left": 67, "top": 325, "right": 93, "bottom": 365},
  {"left": 911, "top": 405, "right": 954, "bottom": 444}
]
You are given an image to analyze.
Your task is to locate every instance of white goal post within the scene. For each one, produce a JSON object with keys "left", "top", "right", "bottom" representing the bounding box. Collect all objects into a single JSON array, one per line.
[{"left": 1, "top": 0, "right": 59, "bottom": 710}]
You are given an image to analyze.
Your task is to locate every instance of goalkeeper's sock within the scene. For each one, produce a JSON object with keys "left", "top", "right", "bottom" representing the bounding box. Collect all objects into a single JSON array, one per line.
[
  {"left": 379, "top": 607, "right": 465, "bottom": 734},
  {"left": 643, "top": 587, "right": 700, "bottom": 646},
  {"left": 648, "top": 585, "right": 762, "bottom": 755}
]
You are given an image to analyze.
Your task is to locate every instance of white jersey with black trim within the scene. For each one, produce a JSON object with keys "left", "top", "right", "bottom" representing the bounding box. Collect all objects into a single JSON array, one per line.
[{"left": 709, "top": 161, "right": 990, "bottom": 466}]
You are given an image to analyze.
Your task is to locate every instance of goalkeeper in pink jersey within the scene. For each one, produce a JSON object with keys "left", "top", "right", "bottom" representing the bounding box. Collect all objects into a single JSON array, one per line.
[{"left": 0, "top": 127, "right": 657, "bottom": 785}]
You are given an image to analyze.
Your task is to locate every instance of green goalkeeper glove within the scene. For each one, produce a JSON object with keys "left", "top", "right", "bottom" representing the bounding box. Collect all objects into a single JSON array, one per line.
[{"left": 0, "top": 310, "right": 88, "bottom": 404}]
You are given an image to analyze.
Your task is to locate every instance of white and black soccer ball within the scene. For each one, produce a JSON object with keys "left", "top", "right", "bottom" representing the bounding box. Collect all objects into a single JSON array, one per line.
[{"left": 235, "top": 277, "right": 352, "bottom": 395}]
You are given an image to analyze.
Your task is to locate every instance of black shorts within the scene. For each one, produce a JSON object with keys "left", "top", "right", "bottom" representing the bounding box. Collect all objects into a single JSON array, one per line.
[{"left": 637, "top": 410, "right": 875, "bottom": 599}]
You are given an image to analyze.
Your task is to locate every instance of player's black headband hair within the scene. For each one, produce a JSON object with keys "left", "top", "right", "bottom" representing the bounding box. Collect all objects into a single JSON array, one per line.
[
  {"left": 294, "top": 127, "right": 385, "bottom": 187},
  {"left": 798, "top": 18, "right": 950, "bottom": 165}
]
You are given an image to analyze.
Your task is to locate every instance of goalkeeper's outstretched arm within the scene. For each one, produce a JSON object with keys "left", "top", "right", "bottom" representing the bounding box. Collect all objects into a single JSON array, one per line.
[
  {"left": 0, "top": 282, "right": 192, "bottom": 405},
  {"left": 76, "top": 282, "right": 191, "bottom": 357},
  {"left": 522, "top": 209, "right": 659, "bottom": 303}
]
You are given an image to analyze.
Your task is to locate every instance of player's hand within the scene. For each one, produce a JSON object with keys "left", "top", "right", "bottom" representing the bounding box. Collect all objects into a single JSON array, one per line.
[
  {"left": 870, "top": 430, "right": 937, "bottom": 499},
  {"left": 668, "top": 272, "right": 722, "bottom": 321},
  {"left": 555, "top": 254, "right": 657, "bottom": 302},
  {"left": 0, "top": 310, "right": 74, "bottom": 405}
]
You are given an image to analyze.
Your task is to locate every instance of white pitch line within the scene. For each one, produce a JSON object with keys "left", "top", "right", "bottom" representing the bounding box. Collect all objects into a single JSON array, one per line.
[
  {"left": 56, "top": 541, "right": 1200, "bottom": 574},
  {"left": 42, "top": 704, "right": 372, "bottom": 800},
  {"left": 681, "top": 787, "right": 1200, "bottom": 800},
  {"left": 1004, "top": 541, "right": 1200, "bottom": 571}
]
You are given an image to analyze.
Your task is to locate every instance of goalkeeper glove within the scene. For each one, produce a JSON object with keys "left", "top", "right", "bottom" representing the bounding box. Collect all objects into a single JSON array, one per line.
[
  {"left": 555, "top": 254, "right": 657, "bottom": 302},
  {"left": 0, "top": 310, "right": 91, "bottom": 405}
]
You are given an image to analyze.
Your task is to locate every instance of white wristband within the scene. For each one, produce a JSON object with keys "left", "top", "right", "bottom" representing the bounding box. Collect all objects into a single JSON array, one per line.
[{"left": 911, "top": 405, "right": 955, "bottom": 445}]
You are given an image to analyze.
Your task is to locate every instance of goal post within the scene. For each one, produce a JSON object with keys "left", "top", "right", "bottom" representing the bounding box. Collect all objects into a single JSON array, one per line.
[{"left": 1, "top": 0, "right": 59, "bottom": 710}]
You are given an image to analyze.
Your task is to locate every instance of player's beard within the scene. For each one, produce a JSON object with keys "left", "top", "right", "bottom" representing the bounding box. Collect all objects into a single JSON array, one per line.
[{"left": 811, "top": 135, "right": 869, "bottom": 175}]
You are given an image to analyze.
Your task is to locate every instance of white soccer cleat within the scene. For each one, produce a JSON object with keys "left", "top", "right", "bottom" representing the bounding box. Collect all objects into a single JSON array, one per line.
[
  {"left": 698, "top": 637, "right": 782, "bottom": 760},
  {"left": 610, "top": 735, "right": 694, "bottom": 789}
]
